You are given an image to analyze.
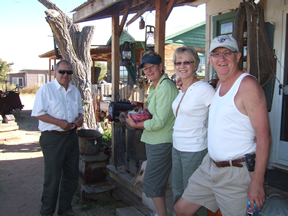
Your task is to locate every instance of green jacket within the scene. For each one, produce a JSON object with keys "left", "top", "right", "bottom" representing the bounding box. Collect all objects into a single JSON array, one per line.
[{"left": 141, "top": 74, "right": 179, "bottom": 144}]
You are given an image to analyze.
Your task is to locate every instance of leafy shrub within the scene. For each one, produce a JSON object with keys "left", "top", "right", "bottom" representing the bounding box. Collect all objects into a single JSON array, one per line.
[{"left": 102, "top": 129, "right": 111, "bottom": 143}]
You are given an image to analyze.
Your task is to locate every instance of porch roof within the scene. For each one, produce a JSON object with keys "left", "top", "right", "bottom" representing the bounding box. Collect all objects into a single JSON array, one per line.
[
  {"left": 39, "top": 45, "right": 112, "bottom": 62},
  {"left": 71, "top": 0, "right": 208, "bottom": 23}
]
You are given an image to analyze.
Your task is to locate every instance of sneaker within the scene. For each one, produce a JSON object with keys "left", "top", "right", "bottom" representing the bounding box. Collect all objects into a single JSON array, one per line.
[{"left": 58, "top": 209, "right": 78, "bottom": 216}]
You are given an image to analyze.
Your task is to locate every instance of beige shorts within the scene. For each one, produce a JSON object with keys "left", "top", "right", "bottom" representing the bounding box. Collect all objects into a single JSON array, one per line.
[{"left": 182, "top": 154, "right": 253, "bottom": 216}]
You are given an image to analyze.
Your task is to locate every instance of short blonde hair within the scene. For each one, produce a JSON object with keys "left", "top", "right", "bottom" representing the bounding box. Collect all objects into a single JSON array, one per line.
[{"left": 173, "top": 46, "right": 200, "bottom": 71}]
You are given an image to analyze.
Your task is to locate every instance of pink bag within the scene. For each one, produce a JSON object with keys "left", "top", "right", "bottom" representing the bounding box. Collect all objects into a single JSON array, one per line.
[{"left": 130, "top": 109, "right": 152, "bottom": 124}]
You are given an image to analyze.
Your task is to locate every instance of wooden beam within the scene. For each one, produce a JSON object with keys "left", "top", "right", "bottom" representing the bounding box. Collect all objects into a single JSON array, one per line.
[
  {"left": 119, "top": 1, "right": 131, "bottom": 33},
  {"left": 166, "top": 0, "right": 177, "bottom": 20},
  {"left": 155, "top": 0, "right": 166, "bottom": 62},
  {"left": 111, "top": 9, "right": 120, "bottom": 168},
  {"left": 92, "top": 60, "right": 95, "bottom": 84},
  {"left": 111, "top": 9, "right": 120, "bottom": 102},
  {"left": 73, "top": 0, "right": 122, "bottom": 23},
  {"left": 49, "top": 59, "right": 51, "bottom": 82},
  {"left": 126, "top": 3, "right": 150, "bottom": 27}
]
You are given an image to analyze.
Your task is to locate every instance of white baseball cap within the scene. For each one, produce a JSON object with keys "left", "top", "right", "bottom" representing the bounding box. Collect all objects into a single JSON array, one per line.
[{"left": 209, "top": 35, "right": 239, "bottom": 53}]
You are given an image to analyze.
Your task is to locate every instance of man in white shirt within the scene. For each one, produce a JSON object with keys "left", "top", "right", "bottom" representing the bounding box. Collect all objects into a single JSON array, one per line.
[
  {"left": 32, "top": 60, "right": 83, "bottom": 216},
  {"left": 174, "top": 35, "right": 271, "bottom": 216}
]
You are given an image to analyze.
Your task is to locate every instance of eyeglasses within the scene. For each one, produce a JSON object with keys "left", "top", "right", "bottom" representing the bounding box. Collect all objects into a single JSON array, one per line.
[
  {"left": 209, "top": 50, "right": 236, "bottom": 58},
  {"left": 57, "top": 70, "right": 73, "bottom": 75},
  {"left": 174, "top": 61, "right": 194, "bottom": 66},
  {"left": 143, "top": 64, "right": 156, "bottom": 72}
]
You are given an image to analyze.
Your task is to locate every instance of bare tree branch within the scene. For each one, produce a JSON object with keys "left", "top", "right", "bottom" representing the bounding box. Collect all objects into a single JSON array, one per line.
[{"left": 38, "top": 0, "right": 97, "bottom": 129}]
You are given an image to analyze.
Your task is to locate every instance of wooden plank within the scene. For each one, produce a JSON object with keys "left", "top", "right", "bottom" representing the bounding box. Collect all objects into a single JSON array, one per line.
[
  {"left": 126, "top": 3, "right": 150, "bottom": 27},
  {"left": 155, "top": 0, "right": 166, "bottom": 62},
  {"left": 73, "top": 0, "right": 122, "bottom": 23},
  {"left": 0, "top": 125, "right": 19, "bottom": 132},
  {"left": 0, "top": 122, "right": 17, "bottom": 127},
  {"left": 166, "top": 0, "right": 177, "bottom": 20},
  {"left": 112, "top": 9, "right": 120, "bottom": 102},
  {"left": 109, "top": 176, "right": 153, "bottom": 216},
  {"left": 119, "top": 2, "right": 131, "bottom": 33}
]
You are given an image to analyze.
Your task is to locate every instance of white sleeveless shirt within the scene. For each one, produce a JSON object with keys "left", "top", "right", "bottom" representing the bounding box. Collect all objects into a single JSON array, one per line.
[{"left": 208, "top": 73, "right": 256, "bottom": 161}]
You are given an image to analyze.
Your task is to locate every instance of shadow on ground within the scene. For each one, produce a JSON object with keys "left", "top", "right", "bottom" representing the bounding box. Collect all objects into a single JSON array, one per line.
[
  {"left": 0, "top": 141, "right": 41, "bottom": 153},
  {"left": 13, "top": 109, "right": 39, "bottom": 131}
]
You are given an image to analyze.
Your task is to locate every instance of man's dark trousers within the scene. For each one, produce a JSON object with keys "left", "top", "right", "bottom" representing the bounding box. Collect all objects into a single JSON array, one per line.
[{"left": 39, "top": 130, "right": 79, "bottom": 215}]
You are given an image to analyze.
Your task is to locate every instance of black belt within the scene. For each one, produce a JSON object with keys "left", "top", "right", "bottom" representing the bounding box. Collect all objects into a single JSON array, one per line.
[
  {"left": 45, "top": 127, "right": 76, "bottom": 135},
  {"left": 212, "top": 154, "right": 256, "bottom": 168}
]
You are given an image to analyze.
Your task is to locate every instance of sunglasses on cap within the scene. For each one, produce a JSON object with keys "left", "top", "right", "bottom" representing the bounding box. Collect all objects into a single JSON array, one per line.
[{"left": 57, "top": 70, "right": 73, "bottom": 75}]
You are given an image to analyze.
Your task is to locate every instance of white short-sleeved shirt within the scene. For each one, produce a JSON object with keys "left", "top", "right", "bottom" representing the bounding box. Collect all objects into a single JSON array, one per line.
[
  {"left": 172, "top": 81, "right": 215, "bottom": 152},
  {"left": 31, "top": 79, "right": 84, "bottom": 132}
]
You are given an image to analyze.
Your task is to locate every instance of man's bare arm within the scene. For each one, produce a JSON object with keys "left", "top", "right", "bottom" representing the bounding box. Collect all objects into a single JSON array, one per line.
[
  {"left": 34, "top": 114, "right": 72, "bottom": 130},
  {"left": 237, "top": 76, "right": 271, "bottom": 211}
]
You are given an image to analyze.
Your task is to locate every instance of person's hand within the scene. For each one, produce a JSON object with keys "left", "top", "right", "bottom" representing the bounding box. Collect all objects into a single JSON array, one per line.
[
  {"left": 73, "top": 116, "right": 83, "bottom": 127},
  {"left": 126, "top": 114, "right": 136, "bottom": 128},
  {"left": 247, "top": 179, "right": 265, "bottom": 212},
  {"left": 58, "top": 120, "right": 73, "bottom": 130},
  {"left": 176, "top": 77, "right": 183, "bottom": 88}
]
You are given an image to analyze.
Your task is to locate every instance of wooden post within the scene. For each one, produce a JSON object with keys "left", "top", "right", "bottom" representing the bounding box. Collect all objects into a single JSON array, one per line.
[
  {"left": 111, "top": 9, "right": 120, "bottom": 166},
  {"left": 155, "top": 0, "right": 166, "bottom": 63},
  {"left": 49, "top": 58, "right": 51, "bottom": 82},
  {"left": 54, "top": 59, "right": 56, "bottom": 79},
  {"left": 92, "top": 60, "right": 95, "bottom": 84},
  {"left": 112, "top": 10, "right": 120, "bottom": 102}
]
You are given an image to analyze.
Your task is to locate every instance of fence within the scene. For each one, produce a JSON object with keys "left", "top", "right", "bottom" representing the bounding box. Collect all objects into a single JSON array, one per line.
[{"left": 92, "top": 82, "right": 149, "bottom": 105}]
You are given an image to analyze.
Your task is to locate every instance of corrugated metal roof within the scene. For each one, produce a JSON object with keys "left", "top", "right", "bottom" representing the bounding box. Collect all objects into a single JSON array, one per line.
[{"left": 165, "top": 21, "right": 206, "bottom": 50}]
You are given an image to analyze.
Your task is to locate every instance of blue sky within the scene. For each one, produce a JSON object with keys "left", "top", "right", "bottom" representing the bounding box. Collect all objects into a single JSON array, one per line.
[{"left": 0, "top": 0, "right": 205, "bottom": 72}]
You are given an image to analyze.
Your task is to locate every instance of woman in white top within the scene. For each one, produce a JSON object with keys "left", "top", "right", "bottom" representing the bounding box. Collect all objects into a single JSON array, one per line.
[{"left": 171, "top": 47, "right": 215, "bottom": 211}]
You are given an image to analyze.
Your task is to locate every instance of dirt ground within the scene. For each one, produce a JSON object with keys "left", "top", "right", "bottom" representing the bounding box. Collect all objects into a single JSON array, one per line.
[{"left": 0, "top": 94, "right": 127, "bottom": 216}]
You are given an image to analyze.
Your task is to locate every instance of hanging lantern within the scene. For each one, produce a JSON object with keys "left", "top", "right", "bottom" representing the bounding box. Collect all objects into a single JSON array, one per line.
[
  {"left": 120, "top": 41, "right": 133, "bottom": 67},
  {"left": 145, "top": 25, "right": 155, "bottom": 51},
  {"left": 139, "top": 16, "right": 145, "bottom": 30}
]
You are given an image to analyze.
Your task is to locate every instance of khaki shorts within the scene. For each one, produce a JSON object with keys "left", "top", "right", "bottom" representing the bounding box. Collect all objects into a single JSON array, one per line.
[{"left": 182, "top": 154, "right": 253, "bottom": 216}]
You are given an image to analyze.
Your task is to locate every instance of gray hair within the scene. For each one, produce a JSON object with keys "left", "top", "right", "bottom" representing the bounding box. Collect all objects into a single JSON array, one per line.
[
  {"left": 173, "top": 46, "right": 200, "bottom": 71},
  {"left": 55, "top": 60, "right": 73, "bottom": 71}
]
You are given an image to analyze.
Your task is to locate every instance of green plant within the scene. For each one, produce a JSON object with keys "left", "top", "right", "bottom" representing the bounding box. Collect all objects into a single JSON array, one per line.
[
  {"left": 102, "top": 129, "right": 112, "bottom": 143},
  {"left": 94, "top": 61, "right": 107, "bottom": 82},
  {"left": 0, "top": 59, "right": 13, "bottom": 84}
]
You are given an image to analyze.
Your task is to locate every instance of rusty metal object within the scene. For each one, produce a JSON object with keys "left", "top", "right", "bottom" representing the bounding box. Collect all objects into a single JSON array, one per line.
[
  {"left": 80, "top": 181, "right": 116, "bottom": 202},
  {"left": 79, "top": 153, "right": 109, "bottom": 184},
  {"left": 0, "top": 91, "right": 24, "bottom": 116},
  {"left": 77, "top": 129, "right": 102, "bottom": 155}
]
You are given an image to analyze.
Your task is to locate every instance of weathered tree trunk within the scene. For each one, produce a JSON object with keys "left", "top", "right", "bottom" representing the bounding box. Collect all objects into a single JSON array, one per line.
[{"left": 38, "top": 0, "right": 96, "bottom": 129}]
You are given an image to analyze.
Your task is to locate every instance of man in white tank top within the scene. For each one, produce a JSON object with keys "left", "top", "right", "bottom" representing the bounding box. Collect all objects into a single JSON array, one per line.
[{"left": 174, "top": 35, "right": 271, "bottom": 216}]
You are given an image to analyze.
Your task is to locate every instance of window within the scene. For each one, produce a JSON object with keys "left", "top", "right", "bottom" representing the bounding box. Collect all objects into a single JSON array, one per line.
[
  {"left": 220, "top": 22, "right": 233, "bottom": 35},
  {"left": 38, "top": 74, "right": 45, "bottom": 86},
  {"left": 213, "top": 11, "right": 237, "bottom": 38},
  {"left": 119, "top": 66, "right": 128, "bottom": 83},
  {"left": 197, "top": 56, "right": 205, "bottom": 73},
  {"left": 12, "top": 77, "right": 23, "bottom": 87}
]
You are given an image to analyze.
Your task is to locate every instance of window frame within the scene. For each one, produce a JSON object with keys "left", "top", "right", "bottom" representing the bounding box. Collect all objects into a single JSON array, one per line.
[
  {"left": 38, "top": 74, "right": 45, "bottom": 86},
  {"left": 12, "top": 77, "right": 24, "bottom": 87}
]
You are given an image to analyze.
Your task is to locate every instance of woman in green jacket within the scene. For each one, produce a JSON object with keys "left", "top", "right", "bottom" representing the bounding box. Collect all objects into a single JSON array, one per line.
[{"left": 126, "top": 51, "right": 179, "bottom": 216}]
